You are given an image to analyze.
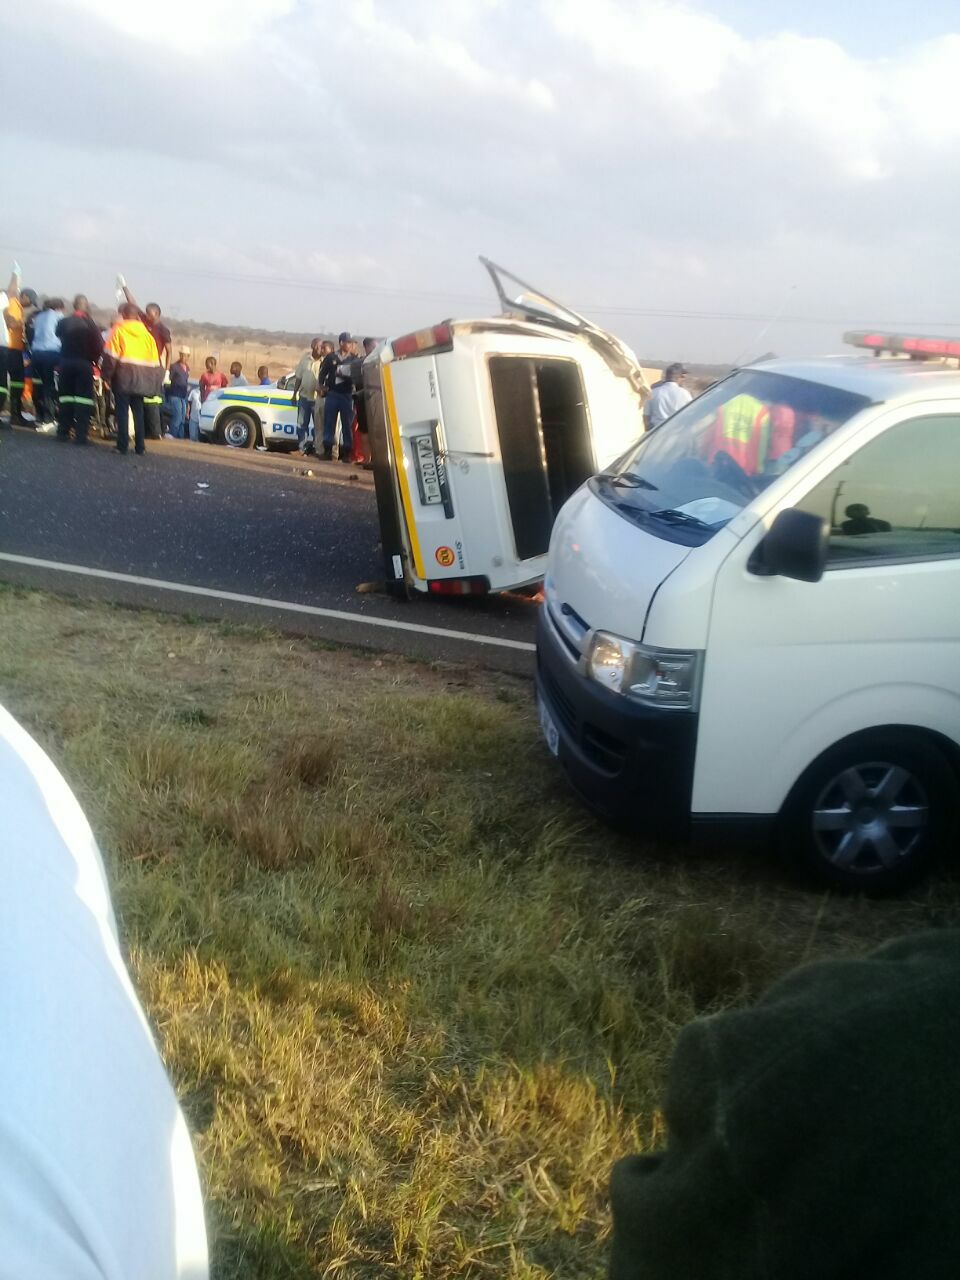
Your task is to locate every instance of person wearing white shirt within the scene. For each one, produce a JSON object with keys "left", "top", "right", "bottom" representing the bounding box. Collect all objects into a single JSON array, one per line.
[
  {"left": 645, "top": 363, "right": 693, "bottom": 430},
  {"left": 0, "top": 703, "right": 209, "bottom": 1278},
  {"left": 186, "top": 385, "right": 203, "bottom": 442}
]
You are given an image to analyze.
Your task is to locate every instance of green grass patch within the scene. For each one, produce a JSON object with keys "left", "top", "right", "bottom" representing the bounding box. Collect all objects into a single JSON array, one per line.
[{"left": 1, "top": 588, "right": 956, "bottom": 1278}]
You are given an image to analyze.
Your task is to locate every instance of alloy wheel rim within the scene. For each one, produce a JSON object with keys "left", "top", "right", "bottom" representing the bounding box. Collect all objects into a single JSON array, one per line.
[{"left": 812, "top": 761, "right": 928, "bottom": 874}]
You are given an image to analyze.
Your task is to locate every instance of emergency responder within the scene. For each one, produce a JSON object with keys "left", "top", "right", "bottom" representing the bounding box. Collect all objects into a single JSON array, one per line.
[
  {"left": 56, "top": 296, "right": 104, "bottom": 446},
  {"left": 3, "top": 285, "right": 39, "bottom": 426},
  {"left": 320, "top": 332, "right": 359, "bottom": 462},
  {"left": 118, "top": 277, "right": 171, "bottom": 439},
  {"left": 0, "top": 265, "right": 19, "bottom": 424},
  {"left": 102, "top": 303, "right": 163, "bottom": 456}
]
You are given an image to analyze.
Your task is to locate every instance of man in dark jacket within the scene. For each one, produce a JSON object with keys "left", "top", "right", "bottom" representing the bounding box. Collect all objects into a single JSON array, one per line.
[
  {"left": 609, "top": 931, "right": 960, "bottom": 1280},
  {"left": 55, "top": 296, "right": 104, "bottom": 445},
  {"left": 319, "top": 331, "right": 360, "bottom": 462}
]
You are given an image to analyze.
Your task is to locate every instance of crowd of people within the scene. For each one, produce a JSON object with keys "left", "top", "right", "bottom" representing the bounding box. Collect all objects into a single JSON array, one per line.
[
  {"left": 291, "top": 332, "right": 377, "bottom": 463},
  {"left": 0, "top": 270, "right": 165, "bottom": 452},
  {"left": 1, "top": 260, "right": 698, "bottom": 467},
  {"left": 0, "top": 266, "right": 376, "bottom": 463}
]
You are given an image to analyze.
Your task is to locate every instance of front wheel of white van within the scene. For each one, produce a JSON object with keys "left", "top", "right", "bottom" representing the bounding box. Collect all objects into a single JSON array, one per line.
[{"left": 782, "top": 733, "right": 955, "bottom": 893}]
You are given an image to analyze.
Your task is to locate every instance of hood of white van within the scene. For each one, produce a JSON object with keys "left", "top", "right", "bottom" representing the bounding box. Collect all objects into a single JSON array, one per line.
[{"left": 545, "top": 484, "right": 692, "bottom": 647}]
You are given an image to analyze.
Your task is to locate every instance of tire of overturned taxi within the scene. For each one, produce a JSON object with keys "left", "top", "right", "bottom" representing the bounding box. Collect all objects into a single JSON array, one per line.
[
  {"left": 780, "top": 730, "right": 955, "bottom": 893},
  {"left": 217, "top": 409, "right": 259, "bottom": 449}
]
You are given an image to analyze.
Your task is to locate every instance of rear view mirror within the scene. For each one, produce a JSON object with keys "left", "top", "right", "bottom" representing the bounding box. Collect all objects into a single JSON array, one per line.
[{"left": 749, "top": 509, "right": 827, "bottom": 583}]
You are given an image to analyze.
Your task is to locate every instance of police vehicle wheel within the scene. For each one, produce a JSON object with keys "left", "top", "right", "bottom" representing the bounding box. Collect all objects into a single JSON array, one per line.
[
  {"left": 781, "top": 732, "right": 954, "bottom": 893},
  {"left": 217, "top": 410, "right": 258, "bottom": 449}
]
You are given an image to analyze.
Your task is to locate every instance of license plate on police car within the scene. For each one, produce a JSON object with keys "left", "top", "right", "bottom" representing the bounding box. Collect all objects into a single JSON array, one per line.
[
  {"left": 413, "top": 434, "right": 442, "bottom": 505},
  {"left": 537, "top": 694, "right": 560, "bottom": 756}
]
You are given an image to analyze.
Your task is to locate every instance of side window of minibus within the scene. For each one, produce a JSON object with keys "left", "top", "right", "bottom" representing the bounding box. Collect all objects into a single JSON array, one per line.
[{"left": 796, "top": 414, "right": 960, "bottom": 565}]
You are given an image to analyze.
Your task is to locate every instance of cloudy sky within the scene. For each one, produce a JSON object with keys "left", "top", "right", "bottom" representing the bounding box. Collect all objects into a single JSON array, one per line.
[{"left": 6, "top": 0, "right": 960, "bottom": 361}]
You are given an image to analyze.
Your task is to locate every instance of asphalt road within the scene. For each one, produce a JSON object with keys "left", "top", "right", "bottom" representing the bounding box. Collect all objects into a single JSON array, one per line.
[{"left": 0, "top": 429, "right": 538, "bottom": 671}]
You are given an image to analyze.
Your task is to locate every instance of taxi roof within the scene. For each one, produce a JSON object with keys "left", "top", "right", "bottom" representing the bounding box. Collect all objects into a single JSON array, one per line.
[{"left": 746, "top": 354, "right": 960, "bottom": 406}]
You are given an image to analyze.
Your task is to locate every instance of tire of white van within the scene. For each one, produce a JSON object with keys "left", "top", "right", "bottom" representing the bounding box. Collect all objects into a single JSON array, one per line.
[
  {"left": 217, "top": 410, "right": 258, "bottom": 449},
  {"left": 781, "top": 732, "right": 956, "bottom": 893}
]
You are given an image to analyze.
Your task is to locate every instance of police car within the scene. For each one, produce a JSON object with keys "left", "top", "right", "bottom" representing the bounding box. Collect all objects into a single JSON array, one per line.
[{"left": 198, "top": 375, "right": 300, "bottom": 449}]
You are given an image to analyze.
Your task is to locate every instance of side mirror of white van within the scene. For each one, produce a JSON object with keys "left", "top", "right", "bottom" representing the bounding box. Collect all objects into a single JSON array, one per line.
[{"left": 748, "top": 509, "right": 828, "bottom": 583}]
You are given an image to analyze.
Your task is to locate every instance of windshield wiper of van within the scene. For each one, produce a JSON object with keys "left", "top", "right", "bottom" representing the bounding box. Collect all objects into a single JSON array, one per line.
[
  {"left": 647, "top": 507, "right": 716, "bottom": 531},
  {"left": 600, "top": 471, "right": 659, "bottom": 491}
]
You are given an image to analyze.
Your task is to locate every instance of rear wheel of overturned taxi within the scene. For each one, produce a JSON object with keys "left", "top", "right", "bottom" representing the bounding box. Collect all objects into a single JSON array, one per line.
[{"left": 217, "top": 409, "right": 259, "bottom": 449}]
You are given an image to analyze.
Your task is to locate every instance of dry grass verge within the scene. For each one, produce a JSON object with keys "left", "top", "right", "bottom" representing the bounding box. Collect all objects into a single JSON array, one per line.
[{"left": 0, "top": 584, "right": 956, "bottom": 1278}]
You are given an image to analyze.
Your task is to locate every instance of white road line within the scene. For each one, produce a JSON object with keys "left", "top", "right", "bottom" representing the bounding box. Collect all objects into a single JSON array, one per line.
[{"left": 0, "top": 552, "right": 537, "bottom": 653}]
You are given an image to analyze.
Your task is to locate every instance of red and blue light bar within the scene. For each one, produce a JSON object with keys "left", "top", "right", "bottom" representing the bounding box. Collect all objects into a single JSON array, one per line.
[{"left": 845, "top": 330, "right": 960, "bottom": 359}]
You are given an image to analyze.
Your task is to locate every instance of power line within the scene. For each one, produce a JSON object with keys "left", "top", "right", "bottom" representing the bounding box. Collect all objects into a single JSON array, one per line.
[
  {"left": 5, "top": 241, "right": 960, "bottom": 331},
  {"left": 0, "top": 242, "right": 488, "bottom": 305}
]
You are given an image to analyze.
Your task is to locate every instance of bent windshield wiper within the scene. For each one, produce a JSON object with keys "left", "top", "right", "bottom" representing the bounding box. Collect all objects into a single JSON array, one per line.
[
  {"left": 600, "top": 471, "right": 659, "bottom": 491},
  {"left": 649, "top": 508, "right": 712, "bottom": 529}
]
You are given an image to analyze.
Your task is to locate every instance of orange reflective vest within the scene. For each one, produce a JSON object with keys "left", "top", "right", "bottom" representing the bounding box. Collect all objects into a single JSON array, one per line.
[
  {"left": 102, "top": 320, "right": 162, "bottom": 396},
  {"left": 707, "top": 394, "right": 769, "bottom": 475}
]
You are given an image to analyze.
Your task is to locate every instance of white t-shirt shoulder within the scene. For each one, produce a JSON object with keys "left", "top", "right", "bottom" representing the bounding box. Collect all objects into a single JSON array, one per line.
[
  {"left": 648, "top": 381, "right": 692, "bottom": 426},
  {"left": 0, "top": 705, "right": 209, "bottom": 1279},
  {"left": 0, "top": 292, "right": 8, "bottom": 348}
]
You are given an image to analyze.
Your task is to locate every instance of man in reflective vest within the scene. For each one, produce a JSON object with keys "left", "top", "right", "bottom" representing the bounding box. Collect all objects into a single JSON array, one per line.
[
  {"left": 119, "top": 279, "right": 171, "bottom": 440},
  {"left": 0, "top": 266, "right": 20, "bottom": 425},
  {"left": 102, "top": 304, "right": 163, "bottom": 456},
  {"left": 3, "top": 284, "right": 38, "bottom": 426},
  {"left": 706, "top": 393, "right": 769, "bottom": 475}
]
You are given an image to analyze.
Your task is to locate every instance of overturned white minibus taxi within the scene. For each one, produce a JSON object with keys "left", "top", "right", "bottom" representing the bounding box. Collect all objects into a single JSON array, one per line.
[{"left": 362, "top": 260, "right": 650, "bottom": 597}]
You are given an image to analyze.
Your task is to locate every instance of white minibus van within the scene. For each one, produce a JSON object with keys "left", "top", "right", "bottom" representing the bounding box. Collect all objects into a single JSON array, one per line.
[
  {"left": 363, "top": 260, "right": 650, "bottom": 597},
  {"left": 536, "top": 331, "right": 960, "bottom": 889}
]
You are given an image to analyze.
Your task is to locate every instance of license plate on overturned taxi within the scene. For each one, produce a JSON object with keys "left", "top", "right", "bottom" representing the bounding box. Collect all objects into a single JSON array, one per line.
[
  {"left": 537, "top": 693, "right": 560, "bottom": 756},
  {"left": 413, "top": 433, "right": 443, "bottom": 505}
]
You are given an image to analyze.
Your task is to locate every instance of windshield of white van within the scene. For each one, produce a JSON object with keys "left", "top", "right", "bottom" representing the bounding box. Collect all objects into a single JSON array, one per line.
[{"left": 592, "top": 370, "right": 872, "bottom": 545}]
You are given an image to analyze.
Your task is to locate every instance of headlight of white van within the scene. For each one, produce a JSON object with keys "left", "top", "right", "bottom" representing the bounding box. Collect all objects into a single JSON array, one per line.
[{"left": 586, "top": 632, "right": 702, "bottom": 710}]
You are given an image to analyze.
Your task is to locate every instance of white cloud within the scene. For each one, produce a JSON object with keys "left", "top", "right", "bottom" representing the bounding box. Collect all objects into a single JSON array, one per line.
[
  {"left": 7, "top": 1, "right": 960, "bottom": 359},
  {"left": 50, "top": 0, "right": 296, "bottom": 49}
]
